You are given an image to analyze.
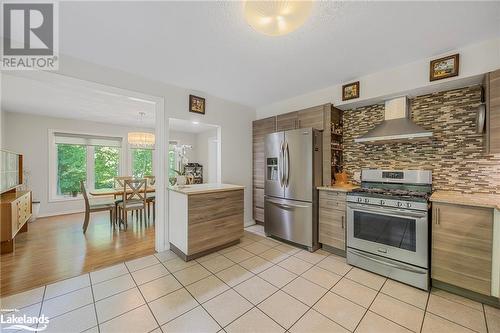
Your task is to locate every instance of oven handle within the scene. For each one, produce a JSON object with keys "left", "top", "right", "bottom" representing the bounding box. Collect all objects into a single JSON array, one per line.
[
  {"left": 349, "top": 248, "right": 427, "bottom": 274},
  {"left": 347, "top": 202, "right": 427, "bottom": 219}
]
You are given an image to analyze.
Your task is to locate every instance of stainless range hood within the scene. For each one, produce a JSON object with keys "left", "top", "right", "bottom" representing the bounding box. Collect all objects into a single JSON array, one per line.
[{"left": 354, "top": 96, "right": 433, "bottom": 144}]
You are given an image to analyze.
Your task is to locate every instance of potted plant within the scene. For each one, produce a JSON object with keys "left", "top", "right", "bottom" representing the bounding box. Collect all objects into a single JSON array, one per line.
[
  {"left": 171, "top": 144, "right": 193, "bottom": 187},
  {"left": 173, "top": 169, "right": 187, "bottom": 187}
]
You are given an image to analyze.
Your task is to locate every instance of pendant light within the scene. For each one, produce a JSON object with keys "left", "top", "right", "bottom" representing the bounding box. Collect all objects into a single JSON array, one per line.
[
  {"left": 128, "top": 112, "right": 155, "bottom": 148},
  {"left": 244, "top": 0, "right": 313, "bottom": 36}
]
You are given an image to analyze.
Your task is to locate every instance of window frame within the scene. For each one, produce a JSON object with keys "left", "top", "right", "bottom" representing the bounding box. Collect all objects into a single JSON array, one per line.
[{"left": 48, "top": 129, "right": 126, "bottom": 202}]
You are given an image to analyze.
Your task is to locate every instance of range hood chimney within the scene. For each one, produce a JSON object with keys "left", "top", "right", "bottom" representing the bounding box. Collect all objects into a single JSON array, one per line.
[{"left": 354, "top": 96, "right": 433, "bottom": 144}]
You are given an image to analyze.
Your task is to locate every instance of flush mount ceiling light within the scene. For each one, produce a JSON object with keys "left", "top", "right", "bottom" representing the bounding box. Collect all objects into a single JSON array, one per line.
[
  {"left": 244, "top": 0, "right": 313, "bottom": 36},
  {"left": 128, "top": 112, "right": 155, "bottom": 148}
]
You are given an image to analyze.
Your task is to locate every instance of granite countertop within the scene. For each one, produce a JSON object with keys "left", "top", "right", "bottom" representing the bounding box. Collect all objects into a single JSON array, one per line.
[
  {"left": 430, "top": 190, "right": 500, "bottom": 210},
  {"left": 169, "top": 183, "right": 244, "bottom": 195},
  {"left": 317, "top": 184, "right": 359, "bottom": 192}
]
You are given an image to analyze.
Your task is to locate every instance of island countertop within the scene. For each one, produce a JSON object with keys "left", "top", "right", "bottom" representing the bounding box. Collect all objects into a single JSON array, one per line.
[
  {"left": 430, "top": 190, "right": 500, "bottom": 210},
  {"left": 168, "top": 183, "right": 245, "bottom": 195}
]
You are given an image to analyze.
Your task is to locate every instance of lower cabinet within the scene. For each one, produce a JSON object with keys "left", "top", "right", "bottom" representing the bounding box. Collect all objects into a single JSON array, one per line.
[
  {"left": 319, "top": 190, "right": 347, "bottom": 253},
  {"left": 431, "top": 202, "right": 493, "bottom": 296}
]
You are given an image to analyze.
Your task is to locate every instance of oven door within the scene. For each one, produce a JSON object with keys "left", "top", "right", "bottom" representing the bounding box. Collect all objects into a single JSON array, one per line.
[{"left": 347, "top": 202, "right": 428, "bottom": 268}]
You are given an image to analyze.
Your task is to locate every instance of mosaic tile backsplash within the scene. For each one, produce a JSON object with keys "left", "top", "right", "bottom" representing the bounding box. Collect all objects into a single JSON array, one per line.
[{"left": 343, "top": 86, "right": 500, "bottom": 194}]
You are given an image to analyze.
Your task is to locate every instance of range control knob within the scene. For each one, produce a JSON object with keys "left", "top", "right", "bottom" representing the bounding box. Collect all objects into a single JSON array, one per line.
[
  {"left": 357, "top": 197, "right": 363, "bottom": 203},
  {"left": 380, "top": 200, "right": 385, "bottom": 205},
  {"left": 397, "top": 202, "right": 403, "bottom": 207},
  {"left": 406, "top": 202, "right": 412, "bottom": 208},
  {"left": 364, "top": 198, "right": 370, "bottom": 204}
]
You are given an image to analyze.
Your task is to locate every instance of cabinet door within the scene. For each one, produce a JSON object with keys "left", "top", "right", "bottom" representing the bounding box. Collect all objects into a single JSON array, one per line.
[
  {"left": 489, "top": 69, "right": 500, "bottom": 154},
  {"left": 431, "top": 203, "right": 493, "bottom": 295},
  {"left": 298, "top": 105, "right": 325, "bottom": 130},
  {"left": 318, "top": 191, "right": 346, "bottom": 251},
  {"left": 277, "top": 112, "right": 298, "bottom": 131},
  {"left": 253, "top": 117, "right": 276, "bottom": 223}
]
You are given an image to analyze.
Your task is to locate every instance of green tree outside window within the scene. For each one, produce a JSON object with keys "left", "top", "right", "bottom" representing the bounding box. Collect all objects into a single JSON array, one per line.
[
  {"left": 132, "top": 148, "right": 153, "bottom": 178},
  {"left": 57, "top": 144, "right": 87, "bottom": 195},
  {"left": 94, "top": 146, "right": 120, "bottom": 189}
]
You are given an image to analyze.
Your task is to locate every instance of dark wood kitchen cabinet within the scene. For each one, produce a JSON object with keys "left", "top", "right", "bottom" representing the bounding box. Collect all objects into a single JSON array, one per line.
[
  {"left": 486, "top": 69, "right": 500, "bottom": 154},
  {"left": 431, "top": 202, "right": 493, "bottom": 296},
  {"left": 252, "top": 117, "right": 276, "bottom": 224}
]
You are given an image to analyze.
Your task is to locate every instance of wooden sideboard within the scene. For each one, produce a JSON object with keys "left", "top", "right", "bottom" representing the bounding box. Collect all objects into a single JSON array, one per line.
[{"left": 0, "top": 190, "right": 32, "bottom": 253}]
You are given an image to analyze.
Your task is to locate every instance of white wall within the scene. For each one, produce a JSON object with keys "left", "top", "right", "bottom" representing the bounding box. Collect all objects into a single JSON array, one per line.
[
  {"left": 28, "top": 55, "right": 254, "bottom": 225},
  {"left": 196, "top": 128, "right": 219, "bottom": 183},
  {"left": 257, "top": 38, "right": 500, "bottom": 118},
  {"left": 169, "top": 130, "right": 198, "bottom": 163},
  {"left": 0, "top": 71, "right": 4, "bottom": 149},
  {"left": 2, "top": 111, "right": 155, "bottom": 217}
]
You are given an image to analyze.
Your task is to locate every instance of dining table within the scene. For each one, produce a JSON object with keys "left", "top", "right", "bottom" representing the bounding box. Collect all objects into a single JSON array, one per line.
[{"left": 89, "top": 186, "right": 155, "bottom": 197}]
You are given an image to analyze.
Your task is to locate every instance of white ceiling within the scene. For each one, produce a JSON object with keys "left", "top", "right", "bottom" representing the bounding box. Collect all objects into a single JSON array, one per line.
[
  {"left": 169, "top": 118, "right": 219, "bottom": 134},
  {"left": 58, "top": 1, "right": 500, "bottom": 108},
  {"left": 2, "top": 74, "right": 156, "bottom": 127}
]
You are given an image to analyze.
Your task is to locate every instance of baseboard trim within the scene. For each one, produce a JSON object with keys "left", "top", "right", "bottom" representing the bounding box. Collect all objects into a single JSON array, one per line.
[
  {"left": 432, "top": 279, "right": 500, "bottom": 308},
  {"left": 37, "top": 209, "right": 85, "bottom": 219}
]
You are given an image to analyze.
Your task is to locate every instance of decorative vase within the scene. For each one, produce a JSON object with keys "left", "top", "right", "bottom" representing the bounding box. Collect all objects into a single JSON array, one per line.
[{"left": 176, "top": 175, "right": 187, "bottom": 186}]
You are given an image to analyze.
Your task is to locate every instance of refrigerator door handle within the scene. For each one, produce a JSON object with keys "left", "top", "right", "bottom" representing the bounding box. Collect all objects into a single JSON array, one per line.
[
  {"left": 279, "top": 142, "right": 284, "bottom": 187},
  {"left": 285, "top": 141, "right": 290, "bottom": 187}
]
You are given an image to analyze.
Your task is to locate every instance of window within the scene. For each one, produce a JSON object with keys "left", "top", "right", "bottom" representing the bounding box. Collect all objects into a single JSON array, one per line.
[
  {"left": 131, "top": 148, "right": 153, "bottom": 178},
  {"left": 56, "top": 144, "right": 87, "bottom": 196},
  {"left": 51, "top": 132, "right": 123, "bottom": 200},
  {"left": 94, "top": 146, "right": 120, "bottom": 189}
]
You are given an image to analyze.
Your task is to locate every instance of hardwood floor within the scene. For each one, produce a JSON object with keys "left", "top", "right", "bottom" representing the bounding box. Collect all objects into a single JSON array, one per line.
[{"left": 0, "top": 211, "right": 155, "bottom": 297}]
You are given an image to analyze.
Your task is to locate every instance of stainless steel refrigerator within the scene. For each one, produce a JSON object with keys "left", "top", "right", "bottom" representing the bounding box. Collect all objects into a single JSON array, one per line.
[{"left": 264, "top": 127, "right": 322, "bottom": 251}]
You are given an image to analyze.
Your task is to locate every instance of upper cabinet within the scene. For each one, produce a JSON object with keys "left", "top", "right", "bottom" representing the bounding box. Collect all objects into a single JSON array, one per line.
[
  {"left": 276, "top": 111, "right": 298, "bottom": 131},
  {"left": 298, "top": 105, "right": 325, "bottom": 130},
  {"left": 486, "top": 69, "right": 500, "bottom": 154}
]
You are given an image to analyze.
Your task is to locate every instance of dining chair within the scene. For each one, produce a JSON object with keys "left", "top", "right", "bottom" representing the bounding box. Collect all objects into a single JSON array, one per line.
[
  {"left": 117, "top": 178, "right": 147, "bottom": 229},
  {"left": 81, "top": 181, "right": 115, "bottom": 233},
  {"left": 144, "top": 175, "right": 156, "bottom": 222},
  {"left": 114, "top": 176, "right": 133, "bottom": 198}
]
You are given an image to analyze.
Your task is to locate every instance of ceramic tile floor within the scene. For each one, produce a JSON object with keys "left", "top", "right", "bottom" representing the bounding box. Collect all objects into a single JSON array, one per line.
[{"left": 1, "top": 226, "right": 499, "bottom": 333}]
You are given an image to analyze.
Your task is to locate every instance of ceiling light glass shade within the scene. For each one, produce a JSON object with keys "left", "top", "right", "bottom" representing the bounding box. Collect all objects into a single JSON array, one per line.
[
  {"left": 244, "top": 0, "right": 313, "bottom": 36},
  {"left": 128, "top": 132, "right": 155, "bottom": 148}
]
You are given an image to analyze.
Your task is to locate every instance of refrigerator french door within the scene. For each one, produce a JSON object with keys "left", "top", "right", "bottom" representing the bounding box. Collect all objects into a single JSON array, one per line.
[{"left": 264, "top": 128, "right": 322, "bottom": 251}]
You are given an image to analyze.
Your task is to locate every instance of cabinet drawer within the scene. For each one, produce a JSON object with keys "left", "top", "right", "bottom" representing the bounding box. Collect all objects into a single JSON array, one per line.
[{"left": 319, "top": 198, "right": 346, "bottom": 212}]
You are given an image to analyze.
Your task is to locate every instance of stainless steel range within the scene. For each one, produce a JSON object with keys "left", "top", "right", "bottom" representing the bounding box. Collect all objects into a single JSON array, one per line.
[{"left": 346, "top": 169, "right": 432, "bottom": 290}]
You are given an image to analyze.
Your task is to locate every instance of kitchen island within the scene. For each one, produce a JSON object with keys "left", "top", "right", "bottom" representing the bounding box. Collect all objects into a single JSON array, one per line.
[{"left": 168, "top": 183, "right": 245, "bottom": 261}]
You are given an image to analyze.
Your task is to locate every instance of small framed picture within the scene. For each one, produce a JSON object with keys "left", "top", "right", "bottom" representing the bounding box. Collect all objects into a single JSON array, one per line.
[
  {"left": 430, "top": 54, "right": 459, "bottom": 81},
  {"left": 342, "top": 81, "right": 360, "bottom": 101},
  {"left": 189, "top": 95, "right": 205, "bottom": 115}
]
